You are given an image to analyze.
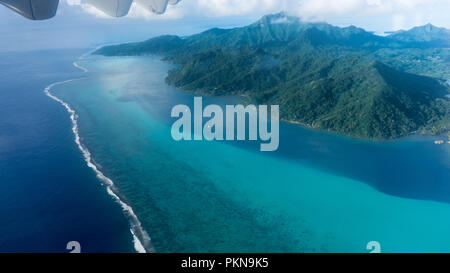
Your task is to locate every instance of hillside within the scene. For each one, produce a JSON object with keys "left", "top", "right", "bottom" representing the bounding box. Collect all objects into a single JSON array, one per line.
[
  {"left": 94, "top": 13, "right": 450, "bottom": 140},
  {"left": 388, "top": 23, "right": 450, "bottom": 48}
]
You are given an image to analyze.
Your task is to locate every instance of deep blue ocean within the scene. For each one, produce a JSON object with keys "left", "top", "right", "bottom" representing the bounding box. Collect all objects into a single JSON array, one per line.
[
  {"left": 0, "top": 50, "right": 135, "bottom": 252},
  {"left": 1, "top": 50, "right": 449, "bottom": 253}
]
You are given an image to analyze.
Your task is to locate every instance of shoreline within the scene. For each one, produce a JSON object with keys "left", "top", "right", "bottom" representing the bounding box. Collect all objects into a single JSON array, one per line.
[
  {"left": 43, "top": 54, "right": 153, "bottom": 253},
  {"left": 48, "top": 52, "right": 448, "bottom": 253},
  {"left": 44, "top": 51, "right": 450, "bottom": 250},
  {"left": 282, "top": 119, "right": 449, "bottom": 143},
  {"left": 155, "top": 55, "right": 450, "bottom": 144}
]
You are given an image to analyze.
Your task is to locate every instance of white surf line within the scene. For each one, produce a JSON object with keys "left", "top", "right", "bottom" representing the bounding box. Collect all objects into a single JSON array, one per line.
[
  {"left": 44, "top": 53, "right": 154, "bottom": 254},
  {"left": 72, "top": 46, "right": 102, "bottom": 72},
  {"left": 72, "top": 42, "right": 135, "bottom": 73},
  {"left": 72, "top": 61, "right": 88, "bottom": 73}
]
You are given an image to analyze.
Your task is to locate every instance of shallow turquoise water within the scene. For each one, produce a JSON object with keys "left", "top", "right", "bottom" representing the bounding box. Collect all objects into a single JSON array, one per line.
[{"left": 53, "top": 55, "right": 450, "bottom": 253}]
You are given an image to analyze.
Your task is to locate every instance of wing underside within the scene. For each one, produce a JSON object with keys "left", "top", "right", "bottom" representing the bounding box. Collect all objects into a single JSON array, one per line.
[
  {"left": 0, "top": 0, "right": 180, "bottom": 20},
  {"left": 0, "top": 0, "right": 59, "bottom": 20}
]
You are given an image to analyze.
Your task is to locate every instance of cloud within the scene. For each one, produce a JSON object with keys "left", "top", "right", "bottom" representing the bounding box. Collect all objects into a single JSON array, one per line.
[
  {"left": 63, "top": 0, "right": 450, "bottom": 30},
  {"left": 65, "top": 0, "right": 110, "bottom": 18}
]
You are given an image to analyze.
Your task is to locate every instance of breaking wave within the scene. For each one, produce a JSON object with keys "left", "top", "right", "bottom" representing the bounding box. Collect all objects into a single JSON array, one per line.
[{"left": 44, "top": 55, "right": 153, "bottom": 253}]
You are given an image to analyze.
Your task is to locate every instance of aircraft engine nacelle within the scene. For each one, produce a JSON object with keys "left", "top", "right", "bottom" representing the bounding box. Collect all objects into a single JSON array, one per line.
[
  {"left": 0, "top": 0, "right": 181, "bottom": 20},
  {"left": 134, "top": 0, "right": 169, "bottom": 14},
  {"left": 0, "top": 0, "right": 59, "bottom": 20},
  {"left": 86, "top": 0, "right": 133, "bottom": 17}
]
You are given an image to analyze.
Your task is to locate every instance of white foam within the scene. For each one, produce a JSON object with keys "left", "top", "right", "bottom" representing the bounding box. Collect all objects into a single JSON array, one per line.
[
  {"left": 73, "top": 62, "right": 88, "bottom": 73},
  {"left": 130, "top": 228, "right": 146, "bottom": 253},
  {"left": 44, "top": 53, "right": 154, "bottom": 253}
]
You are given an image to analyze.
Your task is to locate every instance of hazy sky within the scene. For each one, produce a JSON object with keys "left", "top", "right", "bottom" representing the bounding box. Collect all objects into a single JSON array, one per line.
[{"left": 0, "top": 0, "right": 449, "bottom": 52}]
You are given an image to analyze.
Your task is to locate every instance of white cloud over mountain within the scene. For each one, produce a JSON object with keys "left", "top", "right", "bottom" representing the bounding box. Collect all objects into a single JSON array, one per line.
[{"left": 64, "top": 0, "right": 450, "bottom": 31}]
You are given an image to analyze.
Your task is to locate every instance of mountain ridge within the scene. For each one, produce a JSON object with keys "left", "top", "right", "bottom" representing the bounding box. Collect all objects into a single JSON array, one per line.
[
  {"left": 388, "top": 23, "right": 450, "bottom": 47},
  {"left": 94, "top": 13, "right": 450, "bottom": 140}
]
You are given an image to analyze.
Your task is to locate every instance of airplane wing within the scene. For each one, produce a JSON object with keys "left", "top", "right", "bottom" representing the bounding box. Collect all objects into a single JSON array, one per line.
[
  {"left": 0, "top": 0, "right": 181, "bottom": 20},
  {"left": 0, "top": 0, "right": 59, "bottom": 20}
]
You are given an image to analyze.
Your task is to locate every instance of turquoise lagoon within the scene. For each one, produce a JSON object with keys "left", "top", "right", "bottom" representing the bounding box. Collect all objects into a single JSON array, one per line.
[{"left": 51, "top": 55, "right": 450, "bottom": 253}]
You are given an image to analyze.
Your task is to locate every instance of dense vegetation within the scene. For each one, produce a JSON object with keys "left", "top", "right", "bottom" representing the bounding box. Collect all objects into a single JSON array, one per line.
[{"left": 94, "top": 13, "right": 450, "bottom": 140}]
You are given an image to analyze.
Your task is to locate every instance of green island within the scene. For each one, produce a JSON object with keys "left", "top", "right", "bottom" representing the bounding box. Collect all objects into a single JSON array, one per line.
[{"left": 94, "top": 13, "right": 450, "bottom": 140}]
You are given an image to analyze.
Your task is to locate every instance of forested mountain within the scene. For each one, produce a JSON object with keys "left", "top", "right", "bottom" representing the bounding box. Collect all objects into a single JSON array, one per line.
[
  {"left": 388, "top": 23, "right": 450, "bottom": 48},
  {"left": 94, "top": 13, "right": 450, "bottom": 140}
]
